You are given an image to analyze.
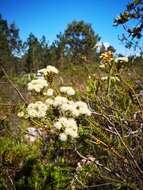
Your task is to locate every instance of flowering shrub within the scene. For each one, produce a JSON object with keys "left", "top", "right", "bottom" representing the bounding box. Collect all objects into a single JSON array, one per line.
[{"left": 18, "top": 65, "right": 91, "bottom": 143}]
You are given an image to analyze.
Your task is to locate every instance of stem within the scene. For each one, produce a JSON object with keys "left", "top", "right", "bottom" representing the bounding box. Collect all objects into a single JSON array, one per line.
[
  {"left": 1, "top": 66, "right": 27, "bottom": 105},
  {"left": 107, "top": 61, "right": 114, "bottom": 96}
]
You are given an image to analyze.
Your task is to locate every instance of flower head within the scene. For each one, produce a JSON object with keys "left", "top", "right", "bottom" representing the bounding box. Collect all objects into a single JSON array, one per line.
[
  {"left": 115, "top": 56, "right": 128, "bottom": 63},
  {"left": 59, "top": 133, "right": 67, "bottom": 141},
  {"left": 101, "top": 76, "right": 120, "bottom": 82},
  {"left": 53, "top": 117, "right": 78, "bottom": 140},
  {"left": 45, "top": 98, "right": 54, "bottom": 107},
  {"left": 75, "top": 101, "right": 91, "bottom": 116},
  {"left": 46, "top": 65, "right": 59, "bottom": 74},
  {"left": 27, "top": 79, "right": 48, "bottom": 93},
  {"left": 53, "top": 96, "right": 68, "bottom": 107},
  {"left": 17, "top": 111, "right": 24, "bottom": 118},
  {"left": 60, "top": 86, "right": 75, "bottom": 96},
  {"left": 100, "top": 51, "right": 114, "bottom": 64},
  {"left": 38, "top": 65, "right": 59, "bottom": 76},
  {"left": 27, "top": 101, "right": 48, "bottom": 118},
  {"left": 43, "top": 88, "right": 54, "bottom": 96},
  {"left": 25, "top": 127, "right": 42, "bottom": 142}
]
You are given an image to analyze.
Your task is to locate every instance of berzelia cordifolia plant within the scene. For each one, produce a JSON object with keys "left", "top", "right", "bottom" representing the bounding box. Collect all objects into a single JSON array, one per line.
[
  {"left": 15, "top": 65, "right": 93, "bottom": 189},
  {"left": 18, "top": 65, "right": 91, "bottom": 143}
]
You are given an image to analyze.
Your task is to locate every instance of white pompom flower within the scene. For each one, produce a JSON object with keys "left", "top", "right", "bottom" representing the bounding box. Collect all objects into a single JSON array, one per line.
[
  {"left": 54, "top": 121, "right": 62, "bottom": 130},
  {"left": 45, "top": 98, "right": 54, "bottom": 107},
  {"left": 115, "top": 57, "right": 128, "bottom": 63},
  {"left": 17, "top": 111, "right": 24, "bottom": 118},
  {"left": 59, "top": 133, "right": 67, "bottom": 141},
  {"left": 27, "top": 79, "right": 48, "bottom": 93},
  {"left": 60, "top": 86, "right": 75, "bottom": 96},
  {"left": 27, "top": 101, "right": 48, "bottom": 118},
  {"left": 53, "top": 117, "right": 78, "bottom": 140},
  {"left": 25, "top": 127, "right": 42, "bottom": 142},
  {"left": 38, "top": 65, "right": 59, "bottom": 76},
  {"left": 53, "top": 96, "right": 68, "bottom": 107},
  {"left": 75, "top": 101, "right": 91, "bottom": 116},
  {"left": 46, "top": 65, "right": 59, "bottom": 74},
  {"left": 43, "top": 88, "right": 54, "bottom": 96},
  {"left": 66, "top": 87, "right": 75, "bottom": 96}
]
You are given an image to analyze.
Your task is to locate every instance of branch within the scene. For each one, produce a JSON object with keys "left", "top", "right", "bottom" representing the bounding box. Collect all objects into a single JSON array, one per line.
[{"left": 1, "top": 66, "right": 27, "bottom": 105}]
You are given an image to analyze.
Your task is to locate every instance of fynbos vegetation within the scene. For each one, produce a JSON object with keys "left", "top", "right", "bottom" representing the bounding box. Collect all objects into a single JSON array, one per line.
[{"left": 0, "top": 0, "right": 143, "bottom": 189}]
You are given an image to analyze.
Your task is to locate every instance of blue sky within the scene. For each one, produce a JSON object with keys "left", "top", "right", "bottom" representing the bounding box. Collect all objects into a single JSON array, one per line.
[{"left": 0, "top": 0, "right": 133, "bottom": 55}]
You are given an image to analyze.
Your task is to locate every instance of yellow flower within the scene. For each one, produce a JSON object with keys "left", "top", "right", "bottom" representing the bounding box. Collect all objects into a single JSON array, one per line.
[
  {"left": 100, "top": 51, "right": 114, "bottom": 63},
  {"left": 95, "top": 139, "right": 101, "bottom": 145}
]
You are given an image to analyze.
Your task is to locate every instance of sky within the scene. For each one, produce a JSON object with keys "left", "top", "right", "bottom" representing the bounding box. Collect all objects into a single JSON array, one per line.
[{"left": 0, "top": 0, "right": 134, "bottom": 55}]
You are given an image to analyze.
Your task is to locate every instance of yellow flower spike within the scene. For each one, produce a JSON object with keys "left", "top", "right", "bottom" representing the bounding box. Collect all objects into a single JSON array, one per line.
[{"left": 100, "top": 51, "right": 114, "bottom": 64}]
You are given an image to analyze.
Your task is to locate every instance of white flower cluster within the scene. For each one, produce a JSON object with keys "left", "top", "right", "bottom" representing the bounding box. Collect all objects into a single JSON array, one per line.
[
  {"left": 54, "top": 117, "right": 78, "bottom": 141},
  {"left": 43, "top": 88, "right": 54, "bottom": 96},
  {"left": 99, "top": 64, "right": 105, "bottom": 69},
  {"left": 25, "top": 127, "right": 42, "bottom": 142},
  {"left": 45, "top": 98, "right": 54, "bottom": 107},
  {"left": 60, "top": 100, "right": 91, "bottom": 117},
  {"left": 74, "top": 101, "right": 91, "bottom": 116},
  {"left": 26, "top": 96, "right": 91, "bottom": 119},
  {"left": 60, "top": 86, "right": 75, "bottom": 96},
  {"left": 115, "top": 57, "right": 128, "bottom": 63},
  {"left": 53, "top": 96, "right": 68, "bottom": 107},
  {"left": 27, "top": 101, "right": 48, "bottom": 118},
  {"left": 45, "top": 96, "right": 91, "bottom": 117},
  {"left": 76, "top": 155, "right": 95, "bottom": 172},
  {"left": 101, "top": 76, "right": 120, "bottom": 82},
  {"left": 27, "top": 79, "right": 48, "bottom": 93},
  {"left": 17, "top": 111, "right": 24, "bottom": 118},
  {"left": 38, "top": 65, "right": 59, "bottom": 76},
  {"left": 19, "top": 65, "right": 92, "bottom": 142}
]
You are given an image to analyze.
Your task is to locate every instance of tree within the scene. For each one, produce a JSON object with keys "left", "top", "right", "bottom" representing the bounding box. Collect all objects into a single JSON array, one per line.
[
  {"left": 114, "top": 0, "right": 143, "bottom": 51},
  {"left": 23, "top": 33, "right": 49, "bottom": 72},
  {"left": 40, "top": 35, "right": 49, "bottom": 67},
  {"left": 57, "top": 20, "right": 100, "bottom": 64},
  {"left": 0, "top": 14, "right": 21, "bottom": 75}
]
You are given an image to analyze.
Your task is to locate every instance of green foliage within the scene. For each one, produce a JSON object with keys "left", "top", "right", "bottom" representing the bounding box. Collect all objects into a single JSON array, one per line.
[
  {"left": 56, "top": 20, "right": 100, "bottom": 64},
  {"left": 0, "top": 14, "right": 21, "bottom": 56},
  {"left": 71, "top": 56, "right": 143, "bottom": 190},
  {"left": 0, "top": 14, "right": 21, "bottom": 76},
  {"left": 23, "top": 33, "right": 49, "bottom": 73},
  {"left": 114, "top": 0, "right": 143, "bottom": 51}
]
